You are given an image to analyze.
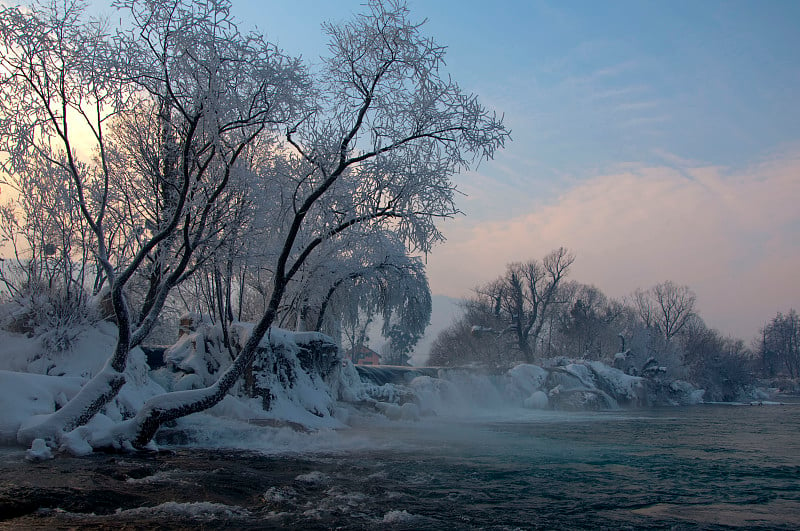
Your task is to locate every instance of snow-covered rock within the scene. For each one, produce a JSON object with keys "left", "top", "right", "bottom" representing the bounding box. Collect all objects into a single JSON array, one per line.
[
  {"left": 523, "top": 390, "right": 549, "bottom": 409},
  {"left": 0, "top": 315, "right": 711, "bottom": 454},
  {"left": 587, "top": 361, "right": 648, "bottom": 407},
  {"left": 154, "top": 324, "right": 345, "bottom": 432},
  {"left": 0, "top": 370, "right": 84, "bottom": 444},
  {"left": 346, "top": 359, "right": 701, "bottom": 415},
  {"left": 506, "top": 364, "right": 548, "bottom": 400},
  {"left": 25, "top": 438, "right": 54, "bottom": 461}
]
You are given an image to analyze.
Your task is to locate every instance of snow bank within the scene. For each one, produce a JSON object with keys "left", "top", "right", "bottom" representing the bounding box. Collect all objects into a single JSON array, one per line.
[
  {"left": 0, "top": 370, "right": 84, "bottom": 443},
  {"left": 0, "top": 322, "right": 166, "bottom": 425},
  {"left": 0, "top": 316, "right": 707, "bottom": 455},
  {"left": 339, "top": 359, "right": 700, "bottom": 419},
  {"left": 0, "top": 321, "right": 119, "bottom": 378},
  {"left": 25, "top": 438, "right": 54, "bottom": 461}
]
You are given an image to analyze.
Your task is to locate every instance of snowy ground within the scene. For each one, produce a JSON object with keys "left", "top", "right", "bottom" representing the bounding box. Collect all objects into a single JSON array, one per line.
[{"left": 0, "top": 322, "right": 712, "bottom": 457}]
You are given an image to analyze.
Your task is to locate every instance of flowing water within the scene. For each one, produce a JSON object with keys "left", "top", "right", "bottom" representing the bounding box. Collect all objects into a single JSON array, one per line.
[{"left": 2, "top": 403, "right": 799, "bottom": 529}]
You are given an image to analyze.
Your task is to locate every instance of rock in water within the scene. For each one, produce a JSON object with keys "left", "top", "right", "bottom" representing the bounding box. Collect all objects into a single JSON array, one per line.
[{"left": 25, "top": 438, "right": 53, "bottom": 462}]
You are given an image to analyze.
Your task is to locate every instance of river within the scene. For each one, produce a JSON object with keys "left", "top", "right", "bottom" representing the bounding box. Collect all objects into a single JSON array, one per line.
[{"left": 1, "top": 403, "right": 799, "bottom": 529}]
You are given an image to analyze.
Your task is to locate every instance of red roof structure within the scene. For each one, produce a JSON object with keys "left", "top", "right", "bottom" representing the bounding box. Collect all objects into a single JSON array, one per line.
[{"left": 345, "top": 344, "right": 381, "bottom": 365}]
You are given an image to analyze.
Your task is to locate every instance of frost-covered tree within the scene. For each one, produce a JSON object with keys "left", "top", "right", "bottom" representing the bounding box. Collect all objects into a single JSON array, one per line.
[
  {"left": 115, "top": 0, "right": 507, "bottom": 447},
  {"left": 1, "top": 0, "right": 307, "bottom": 446},
  {"left": 331, "top": 240, "right": 431, "bottom": 364},
  {"left": 0, "top": 154, "right": 96, "bottom": 343},
  {"left": 306, "top": 232, "right": 431, "bottom": 343}
]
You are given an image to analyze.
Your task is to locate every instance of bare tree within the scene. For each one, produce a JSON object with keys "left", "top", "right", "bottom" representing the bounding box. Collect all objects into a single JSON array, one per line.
[
  {"left": 682, "top": 319, "right": 754, "bottom": 401},
  {"left": 427, "top": 308, "right": 505, "bottom": 367},
  {"left": 555, "top": 282, "right": 625, "bottom": 360},
  {"left": 632, "top": 281, "right": 696, "bottom": 341},
  {"left": 475, "top": 248, "right": 574, "bottom": 362},
  {"left": 759, "top": 309, "right": 800, "bottom": 378}
]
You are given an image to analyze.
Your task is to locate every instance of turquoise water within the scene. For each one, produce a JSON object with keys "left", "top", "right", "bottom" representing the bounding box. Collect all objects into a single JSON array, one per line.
[
  {"left": 306, "top": 404, "right": 800, "bottom": 529},
  {"left": 4, "top": 403, "right": 800, "bottom": 529}
]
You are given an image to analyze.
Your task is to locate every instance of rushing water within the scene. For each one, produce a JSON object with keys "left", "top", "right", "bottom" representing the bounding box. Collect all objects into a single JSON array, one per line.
[{"left": 2, "top": 403, "right": 799, "bottom": 529}]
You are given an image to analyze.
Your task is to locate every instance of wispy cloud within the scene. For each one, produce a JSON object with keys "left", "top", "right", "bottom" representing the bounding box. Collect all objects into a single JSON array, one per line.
[
  {"left": 559, "top": 60, "right": 639, "bottom": 90},
  {"left": 619, "top": 114, "right": 671, "bottom": 128},
  {"left": 589, "top": 85, "right": 650, "bottom": 101},
  {"left": 614, "top": 100, "right": 661, "bottom": 112},
  {"left": 428, "top": 149, "right": 800, "bottom": 340},
  {"left": 590, "top": 60, "right": 639, "bottom": 79}
]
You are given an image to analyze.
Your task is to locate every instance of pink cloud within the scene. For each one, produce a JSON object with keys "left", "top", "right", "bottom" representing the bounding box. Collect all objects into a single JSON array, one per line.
[{"left": 427, "top": 149, "right": 800, "bottom": 340}]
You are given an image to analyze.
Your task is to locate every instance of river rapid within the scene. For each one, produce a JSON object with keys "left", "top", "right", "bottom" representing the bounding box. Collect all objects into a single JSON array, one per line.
[{"left": 1, "top": 403, "right": 799, "bottom": 529}]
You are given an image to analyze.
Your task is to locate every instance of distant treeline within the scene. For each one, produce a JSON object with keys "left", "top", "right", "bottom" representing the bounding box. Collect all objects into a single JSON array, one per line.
[{"left": 428, "top": 248, "right": 798, "bottom": 401}]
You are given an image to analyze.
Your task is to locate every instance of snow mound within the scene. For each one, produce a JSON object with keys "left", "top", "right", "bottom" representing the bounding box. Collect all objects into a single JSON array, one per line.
[
  {"left": 0, "top": 322, "right": 118, "bottom": 378},
  {"left": 523, "top": 390, "right": 549, "bottom": 409},
  {"left": 25, "top": 438, "right": 54, "bottom": 461},
  {"left": 0, "top": 370, "right": 84, "bottom": 444}
]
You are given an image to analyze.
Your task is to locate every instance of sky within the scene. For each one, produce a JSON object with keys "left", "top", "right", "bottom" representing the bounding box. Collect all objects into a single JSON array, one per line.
[
  {"left": 230, "top": 0, "right": 800, "bottom": 342},
  {"left": 7, "top": 0, "right": 798, "bottom": 342}
]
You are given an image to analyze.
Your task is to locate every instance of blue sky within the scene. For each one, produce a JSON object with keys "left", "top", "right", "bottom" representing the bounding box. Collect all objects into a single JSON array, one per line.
[
  {"left": 232, "top": 1, "right": 800, "bottom": 341},
  {"left": 57, "top": 0, "right": 795, "bottom": 341},
  {"left": 239, "top": 1, "right": 800, "bottom": 177}
]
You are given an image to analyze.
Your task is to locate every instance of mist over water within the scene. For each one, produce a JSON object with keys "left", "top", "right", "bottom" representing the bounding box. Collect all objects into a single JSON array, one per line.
[
  {"left": 339, "top": 403, "right": 800, "bottom": 528},
  {"left": 5, "top": 402, "right": 799, "bottom": 529}
]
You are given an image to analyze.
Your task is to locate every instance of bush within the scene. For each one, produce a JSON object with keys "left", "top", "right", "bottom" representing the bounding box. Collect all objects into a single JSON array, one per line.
[{"left": 1, "top": 276, "right": 95, "bottom": 354}]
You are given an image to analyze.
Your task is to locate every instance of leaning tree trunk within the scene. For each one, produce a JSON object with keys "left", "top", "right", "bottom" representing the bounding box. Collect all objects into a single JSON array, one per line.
[
  {"left": 17, "top": 283, "right": 133, "bottom": 445},
  {"left": 129, "top": 280, "right": 285, "bottom": 447}
]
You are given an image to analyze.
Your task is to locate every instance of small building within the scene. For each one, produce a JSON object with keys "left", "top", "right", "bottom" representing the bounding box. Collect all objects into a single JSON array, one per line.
[{"left": 345, "top": 344, "right": 381, "bottom": 366}]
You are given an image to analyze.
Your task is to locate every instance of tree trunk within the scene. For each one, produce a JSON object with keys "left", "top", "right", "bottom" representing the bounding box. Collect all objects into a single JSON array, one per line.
[
  {"left": 17, "top": 282, "right": 132, "bottom": 444},
  {"left": 130, "top": 278, "right": 286, "bottom": 447}
]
